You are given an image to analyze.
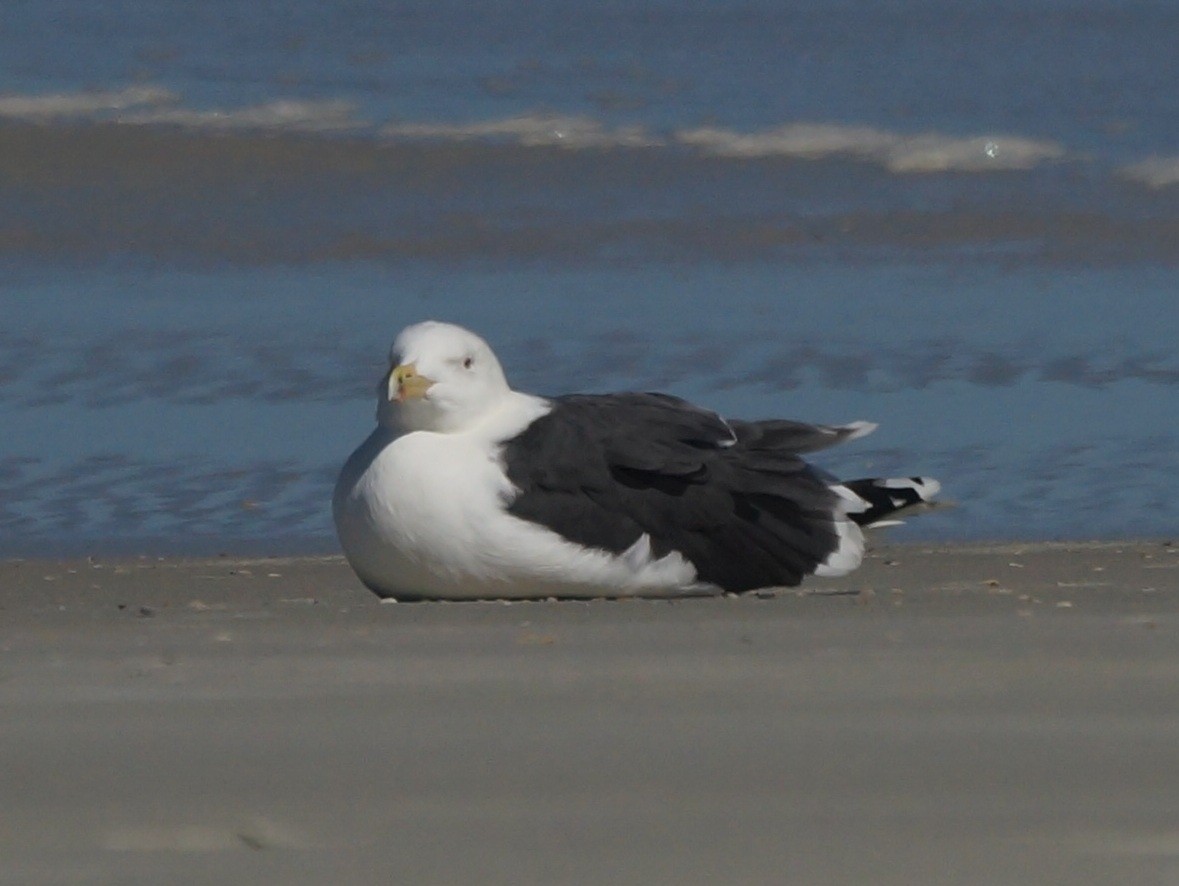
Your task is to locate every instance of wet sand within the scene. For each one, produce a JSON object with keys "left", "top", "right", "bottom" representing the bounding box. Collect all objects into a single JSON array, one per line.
[{"left": 3, "top": 541, "right": 1178, "bottom": 885}]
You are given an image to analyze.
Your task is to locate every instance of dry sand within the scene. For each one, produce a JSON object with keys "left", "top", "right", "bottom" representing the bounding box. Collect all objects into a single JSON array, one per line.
[{"left": 2, "top": 541, "right": 1178, "bottom": 885}]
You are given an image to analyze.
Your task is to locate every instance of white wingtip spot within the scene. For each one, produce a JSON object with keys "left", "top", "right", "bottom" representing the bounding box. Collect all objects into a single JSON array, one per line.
[
  {"left": 879, "top": 476, "right": 941, "bottom": 500},
  {"left": 841, "top": 420, "right": 878, "bottom": 441},
  {"left": 918, "top": 478, "right": 942, "bottom": 500}
]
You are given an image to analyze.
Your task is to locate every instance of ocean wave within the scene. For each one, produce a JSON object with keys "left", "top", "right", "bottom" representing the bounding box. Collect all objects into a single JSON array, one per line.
[
  {"left": 3, "top": 329, "right": 1175, "bottom": 409},
  {"left": 1118, "top": 156, "right": 1179, "bottom": 189},
  {"left": 119, "top": 99, "right": 362, "bottom": 133},
  {"left": 382, "top": 113, "right": 660, "bottom": 148},
  {"left": 0, "top": 85, "right": 175, "bottom": 120},
  {"left": 0, "top": 85, "right": 362, "bottom": 133},
  {"left": 382, "top": 114, "right": 1066, "bottom": 172},
  {"left": 5, "top": 84, "right": 1169, "bottom": 184},
  {"left": 678, "top": 123, "right": 895, "bottom": 160},
  {"left": 678, "top": 124, "right": 1066, "bottom": 172},
  {"left": 0, "top": 85, "right": 1070, "bottom": 174}
]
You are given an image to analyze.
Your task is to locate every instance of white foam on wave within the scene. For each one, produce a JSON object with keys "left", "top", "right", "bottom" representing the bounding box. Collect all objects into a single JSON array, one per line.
[
  {"left": 677, "top": 123, "right": 896, "bottom": 160},
  {"left": 884, "top": 134, "right": 1065, "bottom": 172},
  {"left": 382, "top": 113, "right": 660, "bottom": 149},
  {"left": 381, "top": 116, "right": 1064, "bottom": 171},
  {"left": 0, "top": 85, "right": 360, "bottom": 133},
  {"left": 0, "top": 86, "right": 1069, "bottom": 172},
  {"left": 1118, "top": 156, "right": 1179, "bottom": 188},
  {"left": 0, "top": 85, "right": 175, "bottom": 120},
  {"left": 120, "top": 99, "right": 361, "bottom": 133},
  {"left": 677, "top": 123, "right": 1065, "bottom": 172}
]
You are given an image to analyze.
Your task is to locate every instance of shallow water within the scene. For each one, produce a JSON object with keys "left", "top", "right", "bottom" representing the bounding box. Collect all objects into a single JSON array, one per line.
[{"left": 1, "top": 0, "right": 1176, "bottom": 554}]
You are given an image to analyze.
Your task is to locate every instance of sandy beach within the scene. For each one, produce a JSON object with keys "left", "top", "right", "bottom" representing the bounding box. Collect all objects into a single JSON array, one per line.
[{"left": 3, "top": 541, "right": 1178, "bottom": 885}]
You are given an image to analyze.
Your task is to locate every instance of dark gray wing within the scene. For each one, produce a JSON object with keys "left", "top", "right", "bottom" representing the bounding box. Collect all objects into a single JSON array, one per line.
[{"left": 501, "top": 393, "right": 858, "bottom": 591}]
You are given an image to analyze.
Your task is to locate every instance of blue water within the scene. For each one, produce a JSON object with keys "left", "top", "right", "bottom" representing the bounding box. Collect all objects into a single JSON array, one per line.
[{"left": 1, "top": 0, "right": 1176, "bottom": 555}]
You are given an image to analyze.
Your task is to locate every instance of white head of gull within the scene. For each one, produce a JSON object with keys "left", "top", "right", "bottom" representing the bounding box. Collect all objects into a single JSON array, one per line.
[{"left": 377, "top": 321, "right": 514, "bottom": 435}]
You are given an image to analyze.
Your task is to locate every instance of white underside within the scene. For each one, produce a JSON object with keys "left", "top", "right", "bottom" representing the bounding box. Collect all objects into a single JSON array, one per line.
[{"left": 332, "top": 393, "right": 713, "bottom": 600}]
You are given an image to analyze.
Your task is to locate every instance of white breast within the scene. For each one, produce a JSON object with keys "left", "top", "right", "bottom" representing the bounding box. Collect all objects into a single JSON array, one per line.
[{"left": 333, "top": 427, "right": 504, "bottom": 597}]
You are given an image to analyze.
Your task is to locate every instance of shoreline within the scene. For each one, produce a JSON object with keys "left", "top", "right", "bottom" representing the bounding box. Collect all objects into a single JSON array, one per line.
[{"left": 3, "top": 539, "right": 1173, "bottom": 606}]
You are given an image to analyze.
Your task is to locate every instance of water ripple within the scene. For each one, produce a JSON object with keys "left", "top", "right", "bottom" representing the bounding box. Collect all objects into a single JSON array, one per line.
[
  {"left": 6, "top": 330, "right": 1172, "bottom": 408},
  {"left": 2, "top": 437, "right": 1173, "bottom": 555},
  {"left": 0, "top": 454, "right": 335, "bottom": 554}
]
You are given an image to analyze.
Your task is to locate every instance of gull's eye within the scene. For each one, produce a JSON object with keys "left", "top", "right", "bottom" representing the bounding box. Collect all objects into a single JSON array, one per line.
[{"left": 462, "top": 356, "right": 474, "bottom": 369}]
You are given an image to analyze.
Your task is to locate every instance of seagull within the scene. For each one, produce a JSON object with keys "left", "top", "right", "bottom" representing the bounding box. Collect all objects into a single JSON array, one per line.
[{"left": 333, "top": 321, "right": 939, "bottom": 600}]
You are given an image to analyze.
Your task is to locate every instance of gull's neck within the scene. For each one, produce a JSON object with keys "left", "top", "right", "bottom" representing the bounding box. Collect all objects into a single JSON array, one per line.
[{"left": 462, "top": 390, "right": 552, "bottom": 443}]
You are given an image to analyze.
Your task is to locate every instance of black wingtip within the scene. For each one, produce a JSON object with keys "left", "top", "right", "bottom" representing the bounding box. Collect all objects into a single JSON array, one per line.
[{"left": 843, "top": 476, "right": 941, "bottom": 527}]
